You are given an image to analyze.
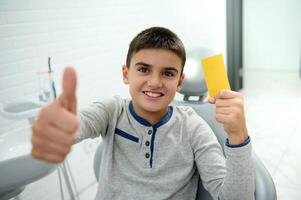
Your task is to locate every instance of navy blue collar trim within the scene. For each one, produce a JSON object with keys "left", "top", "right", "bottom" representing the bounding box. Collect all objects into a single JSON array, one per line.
[{"left": 129, "top": 101, "right": 173, "bottom": 128}]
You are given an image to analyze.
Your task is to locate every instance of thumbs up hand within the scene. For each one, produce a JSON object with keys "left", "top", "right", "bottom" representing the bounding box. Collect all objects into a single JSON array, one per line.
[{"left": 31, "top": 66, "right": 79, "bottom": 163}]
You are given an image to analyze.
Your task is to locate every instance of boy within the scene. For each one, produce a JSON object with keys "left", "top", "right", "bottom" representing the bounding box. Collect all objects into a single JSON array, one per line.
[{"left": 31, "top": 27, "right": 255, "bottom": 199}]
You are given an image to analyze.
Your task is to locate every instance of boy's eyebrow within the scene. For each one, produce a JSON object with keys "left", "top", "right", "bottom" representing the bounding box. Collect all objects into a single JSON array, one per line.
[
  {"left": 134, "top": 62, "right": 179, "bottom": 73},
  {"left": 134, "top": 62, "right": 151, "bottom": 67}
]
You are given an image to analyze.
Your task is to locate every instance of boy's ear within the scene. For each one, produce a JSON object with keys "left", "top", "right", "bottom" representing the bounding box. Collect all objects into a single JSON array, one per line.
[
  {"left": 176, "top": 73, "right": 185, "bottom": 91},
  {"left": 122, "top": 65, "right": 129, "bottom": 84}
]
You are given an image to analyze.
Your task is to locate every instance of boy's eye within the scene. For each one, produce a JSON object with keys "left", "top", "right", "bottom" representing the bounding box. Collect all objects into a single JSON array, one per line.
[
  {"left": 163, "top": 70, "right": 176, "bottom": 77},
  {"left": 137, "top": 66, "right": 149, "bottom": 73}
]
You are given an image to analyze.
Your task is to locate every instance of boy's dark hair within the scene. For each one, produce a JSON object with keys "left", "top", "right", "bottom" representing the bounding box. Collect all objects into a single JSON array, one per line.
[{"left": 126, "top": 27, "right": 186, "bottom": 70}]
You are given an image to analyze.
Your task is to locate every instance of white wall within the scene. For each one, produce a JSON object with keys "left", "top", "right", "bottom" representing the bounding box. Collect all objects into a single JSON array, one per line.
[
  {"left": 0, "top": 0, "right": 226, "bottom": 199},
  {"left": 243, "top": 0, "right": 301, "bottom": 71}
]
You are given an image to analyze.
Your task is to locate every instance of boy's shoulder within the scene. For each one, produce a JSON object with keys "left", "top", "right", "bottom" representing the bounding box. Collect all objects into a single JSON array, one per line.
[
  {"left": 80, "top": 95, "right": 127, "bottom": 116},
  {"left": 172, "top": 104, "right": 215, "bottom": 140},
  {"left": 92, "top": 95, "right": 127, "bottom": 107},
  {"left": 172, "top": 104, "right": 207, "bottom": 125},
  {"left": 173, "top": 104, "right": 196, "bottom": 115}
]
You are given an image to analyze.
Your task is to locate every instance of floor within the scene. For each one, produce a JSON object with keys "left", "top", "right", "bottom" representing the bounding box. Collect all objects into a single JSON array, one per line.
[
  {"left": 240, "top": 70, "right": 301, "bottom": 200},
  {"left": 77, "top": 70, "right": 301, "bottom": 200}
]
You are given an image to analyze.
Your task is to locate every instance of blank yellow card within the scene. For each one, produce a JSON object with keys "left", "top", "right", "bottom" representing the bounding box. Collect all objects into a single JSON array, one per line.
[{"left": 201, "top": 54, "right": 231, "bottom": 97}]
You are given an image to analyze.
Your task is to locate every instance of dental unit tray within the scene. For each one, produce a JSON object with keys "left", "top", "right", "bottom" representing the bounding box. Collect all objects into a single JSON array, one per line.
[{"left": 0, "top": 101, "right": 44, "bottom": 120}]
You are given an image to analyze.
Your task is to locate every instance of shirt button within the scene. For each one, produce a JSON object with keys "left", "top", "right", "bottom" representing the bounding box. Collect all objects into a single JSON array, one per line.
[
  {"left": 148, "top": 130, "right": 152, "bottom": 135},
  {"left": 145, "top": 141, "right": 150, "bottom": 146},
  {"left": 145, "top": 153, "right": 150, "bottom": 159}
]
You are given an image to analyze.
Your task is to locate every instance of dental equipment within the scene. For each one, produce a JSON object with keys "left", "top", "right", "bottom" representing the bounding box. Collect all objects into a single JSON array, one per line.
[{"left": 48, "top": 57, "right": 57, "bottom": 99}]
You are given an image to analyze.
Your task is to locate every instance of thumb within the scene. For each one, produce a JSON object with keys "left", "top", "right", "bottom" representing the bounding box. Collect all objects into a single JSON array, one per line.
[{"left": 59, "top": 66, "right": 77, "bottom": 113}]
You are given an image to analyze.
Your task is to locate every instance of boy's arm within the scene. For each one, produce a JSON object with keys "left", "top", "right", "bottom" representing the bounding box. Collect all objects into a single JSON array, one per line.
[
  {"left": 193, "top": 90, "right": 255, "bottom": 200},
  {"left": 76, "top": 95, "right": 124, "bottom": 143},
  {"left": 76, "top": 101, "right": 112, "bottom": 143}
]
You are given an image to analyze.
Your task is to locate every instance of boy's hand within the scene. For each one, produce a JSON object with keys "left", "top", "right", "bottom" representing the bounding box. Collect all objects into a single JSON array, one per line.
[
  {"left": 208, "top": 90, "right": 249, "bottom": 145},
  {"left": 31, "top": 66, "right": 78, "bottom": 163}
]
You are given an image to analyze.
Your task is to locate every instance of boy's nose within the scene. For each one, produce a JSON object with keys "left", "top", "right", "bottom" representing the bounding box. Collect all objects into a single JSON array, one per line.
[{"left": 147, "top": 74, "right": 162, "bottom": 88}]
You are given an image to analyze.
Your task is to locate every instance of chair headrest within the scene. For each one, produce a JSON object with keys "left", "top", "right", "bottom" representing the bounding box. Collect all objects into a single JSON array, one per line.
[{"left": 178, "top": 48, "right": 214, "bottom": 99}]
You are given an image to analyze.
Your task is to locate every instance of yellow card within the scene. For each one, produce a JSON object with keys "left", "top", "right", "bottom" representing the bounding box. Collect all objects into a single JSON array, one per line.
[{"left": 201, "top": 54, "right": 231, "bottom": 97}]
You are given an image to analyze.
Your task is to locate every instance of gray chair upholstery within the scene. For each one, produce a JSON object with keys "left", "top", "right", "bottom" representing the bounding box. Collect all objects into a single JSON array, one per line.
[{"left": 93, "top": 49, "right": 277, "bottom": 199}]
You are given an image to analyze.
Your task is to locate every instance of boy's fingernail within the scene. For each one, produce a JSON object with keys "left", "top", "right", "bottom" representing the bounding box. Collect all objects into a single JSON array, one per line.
[{"left": 208, "top": 97, "right": 215, "bottom": 103}]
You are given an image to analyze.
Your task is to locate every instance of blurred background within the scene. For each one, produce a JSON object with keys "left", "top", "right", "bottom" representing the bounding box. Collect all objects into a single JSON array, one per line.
[{"left": 0, "top": 0, "right": 300, "bottom": 199}]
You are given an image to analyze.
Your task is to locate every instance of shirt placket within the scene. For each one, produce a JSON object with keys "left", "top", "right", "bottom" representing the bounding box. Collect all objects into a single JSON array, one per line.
[{"left": 142, "top": 128, "right": 153, "bottom": 168}]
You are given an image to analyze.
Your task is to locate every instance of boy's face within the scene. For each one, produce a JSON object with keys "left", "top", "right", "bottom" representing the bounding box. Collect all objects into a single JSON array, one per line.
[{"left": 122, "top": 49, "right": 184, "bottom": 122}]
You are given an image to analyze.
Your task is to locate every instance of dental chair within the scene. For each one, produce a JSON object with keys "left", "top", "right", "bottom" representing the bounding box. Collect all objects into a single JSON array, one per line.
[{"left": 93, "top": 50, "right": 277, "bottom": 200}]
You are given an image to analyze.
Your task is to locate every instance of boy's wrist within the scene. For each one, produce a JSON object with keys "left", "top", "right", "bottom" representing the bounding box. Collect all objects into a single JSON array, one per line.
[
  {"left": 227, "top": 125, "right": 249, "bottom": 145},
  {"left": 227, "top": 135, "right": 249, "bottom": 145}
]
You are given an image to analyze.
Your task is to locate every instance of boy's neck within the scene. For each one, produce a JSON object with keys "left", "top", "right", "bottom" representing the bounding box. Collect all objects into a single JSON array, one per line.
[{"left": 132, "top": 104, "right": 169, "bottom": 125}]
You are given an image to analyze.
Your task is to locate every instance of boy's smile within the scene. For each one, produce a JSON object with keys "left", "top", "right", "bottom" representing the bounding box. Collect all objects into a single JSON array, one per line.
[{"left": 122, "top": 49, "right": 185, "bottom": 124}]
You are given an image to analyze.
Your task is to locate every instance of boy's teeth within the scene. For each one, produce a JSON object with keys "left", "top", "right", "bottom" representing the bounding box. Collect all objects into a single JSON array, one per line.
[{"left": 145, "top": 92, "right": 161, "bottom": 97}]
